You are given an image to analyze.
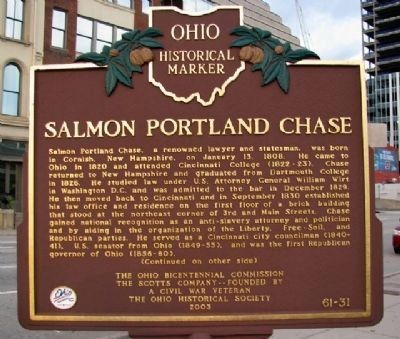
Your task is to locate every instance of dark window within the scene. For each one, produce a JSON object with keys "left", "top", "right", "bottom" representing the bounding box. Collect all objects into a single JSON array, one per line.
[{"left": 161, "top": 0, "right": 183, "bottom": 9}]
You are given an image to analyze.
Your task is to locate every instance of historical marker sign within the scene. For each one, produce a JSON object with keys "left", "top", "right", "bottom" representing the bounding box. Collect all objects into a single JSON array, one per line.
[{"left": 19, "top": 6, "right": 382, "bottom": 334}]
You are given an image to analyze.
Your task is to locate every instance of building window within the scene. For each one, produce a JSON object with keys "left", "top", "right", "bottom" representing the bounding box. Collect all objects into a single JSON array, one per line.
[
  {"left": 106, "top": 0, "right": 132, "bottom": 8},
  {"left": 5, "top": 0, "right": 24, "bottom": 40},
  {"left": 0, "top": 140, "right": 24, "bottom": 212},
  {"left": 51, "top": 9, "right": 67, "bottom": 48},
  {"left": 116, "top": 27, "right": 128, "bottom": 41},
  {"left": 184, "top": 0, "right": 214, "bottom": 12},
  {"left": 96, "top": 22, "right": 113, "bottom": 53},
  {"left": 142, "top": 0, "right": 151, "bottom": 14},
  {"left": 76, "top": 17, "right": 129, "bottom": 54},
  {"left": 161, "top": 0, "right": 183, "bottom": 9},
  {"left": 2, "top": 63, "right": 21, "bottom": 116},
  {"left": 76, "top": 17, "right": 93, "bottom": 54},
  {"left": 0, "top": 161, "right": 16, "bottom": 208}
]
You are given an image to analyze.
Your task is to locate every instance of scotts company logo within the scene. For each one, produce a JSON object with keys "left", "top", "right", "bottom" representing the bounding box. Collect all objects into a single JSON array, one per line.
[{"left": 76, "top": 6, "right": 319, "bottom": 106}]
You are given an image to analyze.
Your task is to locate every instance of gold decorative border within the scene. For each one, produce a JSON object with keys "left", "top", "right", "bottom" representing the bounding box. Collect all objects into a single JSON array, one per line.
[
  {"left": 28, "top": 61, "right": 372, "bottom": 323},
  {"left": 148, "top": 6, "right": 246, "bottom": 106}
]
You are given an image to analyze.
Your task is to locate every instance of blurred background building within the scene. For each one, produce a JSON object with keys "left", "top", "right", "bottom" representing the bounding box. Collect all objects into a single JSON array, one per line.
[{"left": 361, "top": 0, "right": 400, "bottom": 184}]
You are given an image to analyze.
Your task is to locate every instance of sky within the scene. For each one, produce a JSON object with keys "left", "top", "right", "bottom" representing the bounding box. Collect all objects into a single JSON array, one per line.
[{"left": 265, "top": 0, "right": 363, "bottom": 60}]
